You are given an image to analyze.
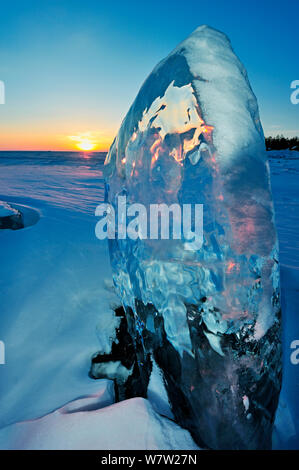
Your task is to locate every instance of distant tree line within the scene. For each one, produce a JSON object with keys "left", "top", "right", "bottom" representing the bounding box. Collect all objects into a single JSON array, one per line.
[{"left": 265, "top": 135, "right": 299, "bottom": 151}]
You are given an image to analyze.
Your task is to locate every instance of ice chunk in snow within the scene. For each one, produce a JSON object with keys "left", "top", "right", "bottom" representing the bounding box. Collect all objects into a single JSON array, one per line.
[
  {"left": 0, "top": 201, "right": 18, "bottom": 217},
  {"left": 104, "top": 25, "right": 282, "bottom": 449}
]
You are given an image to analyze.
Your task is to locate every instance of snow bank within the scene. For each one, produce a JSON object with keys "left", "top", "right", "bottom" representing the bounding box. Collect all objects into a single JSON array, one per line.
[
  {"left": 0, "top": 397, "right": 198, "bottom": 450},
  {"left": 0, "top": 153, "right": 119, "bottom": 430}
]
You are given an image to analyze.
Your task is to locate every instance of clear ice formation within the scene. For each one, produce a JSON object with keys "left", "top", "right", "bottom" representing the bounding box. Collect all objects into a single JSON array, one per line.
[{"left": 104, "top": 25, "right": 282, "bottom": 449}]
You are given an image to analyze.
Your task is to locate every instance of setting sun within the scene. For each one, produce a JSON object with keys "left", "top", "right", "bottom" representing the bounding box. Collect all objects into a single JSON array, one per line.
[
  {"left": 68, "top": 132, "right": 100, "bottom": 152},
  {"left": 76, "top": 140, "right": 96, "bottom": 151}
]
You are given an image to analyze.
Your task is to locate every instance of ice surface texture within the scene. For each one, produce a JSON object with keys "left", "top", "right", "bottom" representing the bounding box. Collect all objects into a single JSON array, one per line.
[{"left": 104, "top": 26, "right": 282, "bottom": 449}]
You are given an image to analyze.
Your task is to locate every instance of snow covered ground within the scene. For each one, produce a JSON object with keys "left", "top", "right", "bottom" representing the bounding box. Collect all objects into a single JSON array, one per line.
[
  {"left": 0, "top": 151, "right": 198, "bottom": 450},
  {"left": 268, "top": 150, "right": 299, "bottom": 449},
  {"left": 0, "top": 150, "right": 298, "bottom": 449}
]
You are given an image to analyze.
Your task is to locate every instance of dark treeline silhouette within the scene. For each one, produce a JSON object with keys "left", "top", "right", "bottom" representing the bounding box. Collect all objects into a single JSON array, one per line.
[{"left": 265, "top": 135, "right": 299, "bottom": 151}]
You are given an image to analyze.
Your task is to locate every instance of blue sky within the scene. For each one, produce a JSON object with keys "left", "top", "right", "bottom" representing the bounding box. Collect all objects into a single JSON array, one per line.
[{"left": 0, "top": 0, "right": 298, "bottom": 150}]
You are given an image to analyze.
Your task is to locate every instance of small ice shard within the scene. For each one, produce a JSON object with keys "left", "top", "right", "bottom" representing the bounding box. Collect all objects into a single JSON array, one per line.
[
  {"left": 103, "top": 25, "right": 282, "bottom": 449},
  {"left": 0, "top": 201, "right": 24, "bottom": 230},
  {"left": 0, "top": 201, "right": 18, "bottom": 218}
]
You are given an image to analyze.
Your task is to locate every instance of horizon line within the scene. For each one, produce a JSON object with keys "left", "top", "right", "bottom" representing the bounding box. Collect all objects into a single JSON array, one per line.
[{"left": 0, "top": 149, "right": 109, "bottom": 152}]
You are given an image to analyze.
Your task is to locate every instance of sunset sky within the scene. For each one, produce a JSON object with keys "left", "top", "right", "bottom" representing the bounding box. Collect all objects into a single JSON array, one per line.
[{"left": 0, "top": 0, "right": 298, "bottom": 151}]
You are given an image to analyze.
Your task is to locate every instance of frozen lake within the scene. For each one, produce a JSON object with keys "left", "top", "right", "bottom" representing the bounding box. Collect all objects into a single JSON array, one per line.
[{"left": 0, "top": 150, "right": 298, "bottom": 449}]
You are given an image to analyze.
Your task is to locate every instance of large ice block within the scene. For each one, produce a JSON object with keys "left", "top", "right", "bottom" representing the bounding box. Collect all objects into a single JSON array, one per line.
[{"left": 103, "top": 25, "right": 282, "bottom": 449}]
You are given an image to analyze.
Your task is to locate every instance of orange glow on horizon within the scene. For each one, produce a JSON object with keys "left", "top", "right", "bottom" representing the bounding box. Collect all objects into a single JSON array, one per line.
[
  {"left": 69, "top": 132, "right": 108, "bottom": 152},
  {"left": 0, "top": 126, "right": 115, "bottom": 152},
  {"left": 76, "top": 140, "right": 96, "bottom": 151}
]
